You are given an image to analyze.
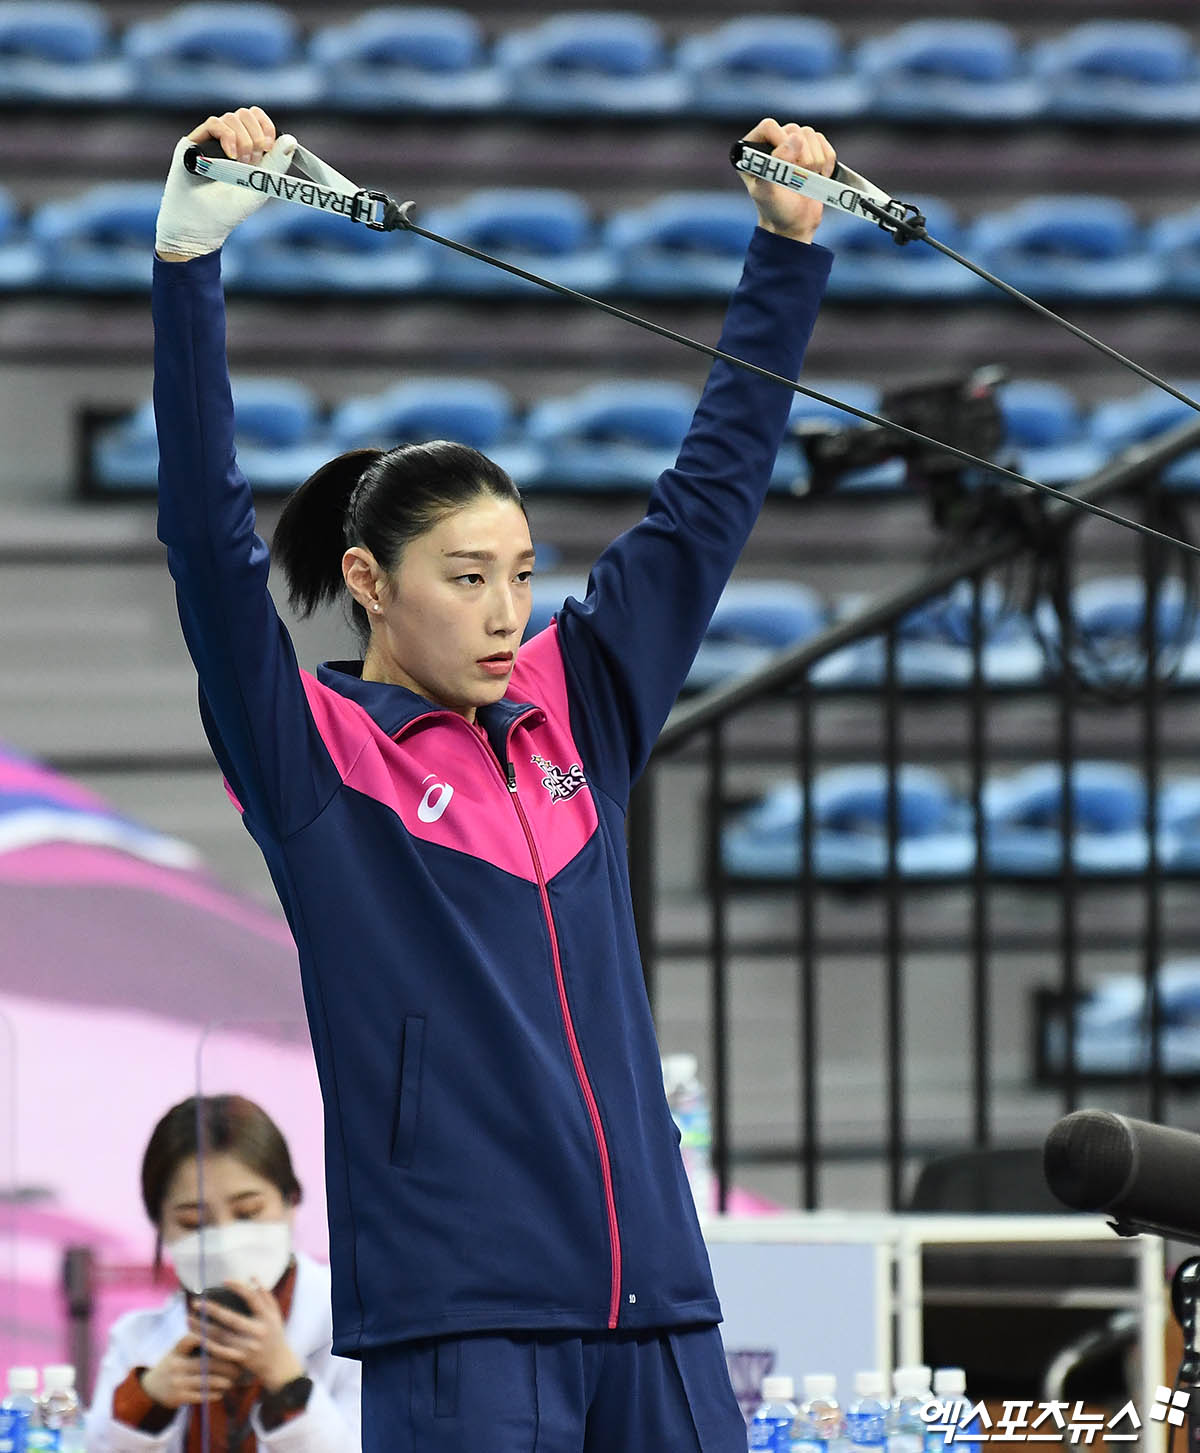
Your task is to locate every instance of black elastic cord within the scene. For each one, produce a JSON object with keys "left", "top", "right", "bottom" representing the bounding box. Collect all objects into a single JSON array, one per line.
[
  {"left": 851, "top": 194, "right": 1200, "bottom": 417},
  {"left": 389, "top": 208, "right": 1200, "bottom": 562},
  {"left": 925, "top": 234, "right": 1200, "bottom": 415},
  {"left": 736, "top": 148, "right": 1200, "bottom": 421}
]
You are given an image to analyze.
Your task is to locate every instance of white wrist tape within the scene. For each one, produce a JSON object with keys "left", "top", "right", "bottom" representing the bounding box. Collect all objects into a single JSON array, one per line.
[{"left": 155, "top": 132, "right": 298, "bottom": 259}]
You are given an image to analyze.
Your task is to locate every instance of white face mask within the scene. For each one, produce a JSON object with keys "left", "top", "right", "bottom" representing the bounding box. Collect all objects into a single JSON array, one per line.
[{"left": 166, "top": 1219, "right": 292, "bottom": 1296}]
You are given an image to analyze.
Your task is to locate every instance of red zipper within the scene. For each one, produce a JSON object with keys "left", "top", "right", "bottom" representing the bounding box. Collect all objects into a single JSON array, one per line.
[{"left": 500, "top": 740, "right": 623, "bottom": 1330}]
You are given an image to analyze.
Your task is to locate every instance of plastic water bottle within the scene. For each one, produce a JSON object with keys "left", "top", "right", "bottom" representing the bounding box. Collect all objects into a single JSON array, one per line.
[
  {"left": 790, "top": 1373, "right": 844, "bottom": 1453},
  {"left": 0, "top": 1368, "right": 38, "bottom": 1453},
  {"left": 926, "top": 1367, "right": 975, "bottom": 1450},
  {"left": 22, "top": 1365, "right": 79, "bottom": 1447},
  {"left": 662, "top": 1053, "right": 713, "bottom": 1213},
  {"left": 39, "top": 1366, "right": 82, "bottom": 1452},
  {"left": 888, "top": 1366, "right": 932, "bottom": 1453},
  {"left": 749, "top": 1375, "right": 798, "bottom": 1452},
  {"left": 845, "top": 1371, "right": 888, "bottom": 1453}
]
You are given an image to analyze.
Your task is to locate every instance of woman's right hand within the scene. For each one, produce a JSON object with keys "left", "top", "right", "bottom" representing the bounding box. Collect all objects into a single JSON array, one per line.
[
  {"left": 139, "top": 1332, "right": 240, "bottom": 1408},
  {"left": 156, "top": 106, "right": 296, "bottom": 262}
]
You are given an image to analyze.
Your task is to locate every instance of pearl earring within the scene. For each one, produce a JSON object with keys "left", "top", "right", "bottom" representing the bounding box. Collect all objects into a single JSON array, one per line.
[{"left": 372, "top": 603, "right": 381, "bottom": 612}]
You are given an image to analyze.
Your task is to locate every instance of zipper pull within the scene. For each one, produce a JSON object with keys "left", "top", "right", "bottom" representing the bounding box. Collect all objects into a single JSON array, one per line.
[{"left": 506, "top": 761, "right": 517, "bottom": 793}]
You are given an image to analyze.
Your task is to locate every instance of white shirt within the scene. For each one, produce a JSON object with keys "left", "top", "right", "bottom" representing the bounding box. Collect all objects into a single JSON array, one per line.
[{"left": 84, "top": 1251, "right": 361, "bottom": 1452}]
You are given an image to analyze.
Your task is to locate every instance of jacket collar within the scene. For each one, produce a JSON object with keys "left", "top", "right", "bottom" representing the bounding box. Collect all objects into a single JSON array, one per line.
[{"left": 317, "top": 660, "right": 540, "bottom": 754}]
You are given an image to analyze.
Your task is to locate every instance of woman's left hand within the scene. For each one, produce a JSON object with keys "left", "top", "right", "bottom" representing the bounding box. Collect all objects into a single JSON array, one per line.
[{"left": 188, "top": 1279, "right": 306, "bottom": 1394}]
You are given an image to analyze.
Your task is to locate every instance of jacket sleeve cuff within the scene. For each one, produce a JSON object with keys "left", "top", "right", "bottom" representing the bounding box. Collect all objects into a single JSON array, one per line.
[
  {"left": 747, "top": 223, "right": 834, "bottom": 285},
  {"left": 152, "top": 249, "right": 223, "bottom": 284},
  {"left": 93, "top": 1406, "right": 184, "bottom": 1451},
  {"left": 111, "top": 1369, "right": 176, "bottom": 1434},
  {"left": 251, "top": 1378, "right": 354, "bottom": 1451}
]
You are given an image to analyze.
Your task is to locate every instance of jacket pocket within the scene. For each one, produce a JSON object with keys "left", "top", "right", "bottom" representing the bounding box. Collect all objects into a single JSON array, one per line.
[{"left": 389, "top": 1015, "right": 425, "bottom": 1168}]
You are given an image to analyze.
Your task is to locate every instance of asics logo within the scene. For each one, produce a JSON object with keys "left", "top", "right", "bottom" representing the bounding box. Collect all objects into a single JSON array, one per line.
[{"left": 418, "top": 776, "right": 454, "bottom": 823}]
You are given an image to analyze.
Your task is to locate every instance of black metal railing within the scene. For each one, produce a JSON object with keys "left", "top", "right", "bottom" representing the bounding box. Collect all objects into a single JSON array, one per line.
[{"left": 628, "top": 416, "right": 1200, "bottom": 1214}]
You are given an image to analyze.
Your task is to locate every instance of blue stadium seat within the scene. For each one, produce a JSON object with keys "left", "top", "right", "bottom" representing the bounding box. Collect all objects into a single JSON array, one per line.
[
  {"left": 495, "top": 12, "right": 687, "bottom": 115},
  {"left": 93, "top": 378, "right": 332, "bottom": 492},
  {"left": 418, "top": 189, "right": 616, "bottom": 296},
  {"left": 1160, "top": 782, "right": 1200, "bottom": 871},
  {"left": 966, "top": 196, "right": 1161, "bottom": 301},
  {"left": 998, "top": 379, "right": 1106, "bottom": 486},
  {"left": 854, "top": 20, "right": 1042, "bottom": 122},
  {"left": 604, "top": 192, "right": 756, "bottom": 298},
  {"left": 814, "top": 581, "right": 1045, "bottom": 690},
  {"left": 523, "top": 379, "right": 696, "bottom": 491},
  {"left": 332, "top": 377, "right": 512, "bottom": 450},
  {"left": 1089, "top": 385, "right": 1200, "bottom": 451},
  {"left": 685, "top": 581, "right": 827, "bottom": 692},
  {"left": 1042, "top": 959, "right": 1200, "bottom": 1076},
  {"left": 122, "top": 2, "right": 322, "bottom": 108},
  {"left": 0, "top": 188, "right": 40, "bottom": 290},
  {"left": 1089, "top": 384, "right": 1200, "bottom": 490},
  {"left": 675, "top": 16, "right": 865, "bottom": 120},
  {"left": 1149, "top": 207, "right": 1200, "bottom": 297},
  {"left": 309, "top": 7, "right": 508, "bottom": 111},
  {"left": 91, "top": 400, "right": 159, "bottom": 490},
  {"left": 1032, "top": 22, "right": 1200, "bottom": 124},
  {"left": 226, "top": 378, "right": 336, "bottom": 490},
  {"left": 817, "top": 198, "right": 981, "bottom": 301},
  {"left": 223, "top": 204, "right": 432, "bottom": 294},
  {"left": 31, "top": 183, "right": 171, "bottom": 291},
  {"left": 983, "top": 761, "right": 1149, "bottom": 877},
  {"left": 1071, "top": 574, "right": 1192, "bottom": 646},
  {"left": 0, "top": 0, "right": 132, "bottom": 102},
  {"left": 1036, "top": 574, "right": 1199, "bottom": 687},
  {"left": 722, "top": 765, "right": 973, "bottom": 881},
  {"left": 329, "top": 377, "right": 543, "bottom": 485}
]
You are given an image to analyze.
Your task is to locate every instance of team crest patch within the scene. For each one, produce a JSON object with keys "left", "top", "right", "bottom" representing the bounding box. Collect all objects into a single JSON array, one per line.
[{"left": 531, "top": 753, "right": 587, "bottom": 804}]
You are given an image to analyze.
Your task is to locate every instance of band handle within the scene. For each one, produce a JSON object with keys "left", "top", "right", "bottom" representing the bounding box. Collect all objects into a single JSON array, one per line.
[{"left": 728, "top": 137, "right": 854, "bottom": 189}]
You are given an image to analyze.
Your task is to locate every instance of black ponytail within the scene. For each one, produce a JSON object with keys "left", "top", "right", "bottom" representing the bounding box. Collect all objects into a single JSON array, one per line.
[
  {"left": 272, "top": 439, "right": 524, "bottom": 648},
  {"left": 272, "top": 448, "right": 382, "bottom": 620}
]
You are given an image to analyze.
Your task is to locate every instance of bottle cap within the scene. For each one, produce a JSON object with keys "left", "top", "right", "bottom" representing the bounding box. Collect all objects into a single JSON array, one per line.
[
  {"left": 804, "top": 1373, "right": 838, "bottom": 1400},
  {"left": 932, "top": 1367, "right": 966, "bottom": 1396},
  {"left": 7, "top": 1368, "right": 37, "bottom": 1393},
  {"left": 42, "top": 1365, "right": 76, "bottom": 1391},
  {"left": 761, "top": 1375, "right": 796, "bottom": 1402},
  {"left": 854, "top": 1370, "right": 886, "bottom": 1398},
  {"left": 893, "top": 1365, "right": 932, "bottom": 1397}
]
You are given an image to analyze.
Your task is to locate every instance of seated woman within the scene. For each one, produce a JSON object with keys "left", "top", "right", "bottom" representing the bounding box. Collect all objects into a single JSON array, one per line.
[{"left": 85, "top": 1094, "right": 361, "bottom": 1452}]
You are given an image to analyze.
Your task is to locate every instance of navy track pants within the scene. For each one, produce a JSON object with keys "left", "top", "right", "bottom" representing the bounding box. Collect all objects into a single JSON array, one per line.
[{"left": 361, "top": 1323, "right": 747, "bottom": 1452}]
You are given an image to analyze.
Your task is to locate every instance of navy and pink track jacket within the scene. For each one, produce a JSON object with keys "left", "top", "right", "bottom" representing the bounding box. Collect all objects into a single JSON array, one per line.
[{"left": 152, "top": 227, "right": 832, "bottom": 1356}]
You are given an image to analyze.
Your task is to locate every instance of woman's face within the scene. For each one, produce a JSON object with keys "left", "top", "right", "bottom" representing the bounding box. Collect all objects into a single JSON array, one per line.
[
  {"left": 364, "top": 495, "right": 535, "bottom": 719},
  {"left": 159, "top": 1151, "right": 293, "bottom": 1244}
]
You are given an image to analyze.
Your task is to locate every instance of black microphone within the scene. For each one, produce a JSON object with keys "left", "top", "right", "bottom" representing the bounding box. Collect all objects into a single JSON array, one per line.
[{"left": 1044, "top": 1108, "right": 1200, "bottom": 1242}]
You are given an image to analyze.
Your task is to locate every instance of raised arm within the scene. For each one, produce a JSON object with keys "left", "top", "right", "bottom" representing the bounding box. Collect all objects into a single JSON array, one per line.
[
  {"left": 154, "top": 108, "right": 341, "bottom": 840},
  {"left": 553, "top": 121, "right": 836, "bottom": 796}
]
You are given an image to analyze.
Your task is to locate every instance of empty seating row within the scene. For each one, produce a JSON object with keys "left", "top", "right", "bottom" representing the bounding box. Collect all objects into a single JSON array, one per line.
[
  {"left": 722, "top": 762, "right": 1200, "bottom": 881},
  {"left": 86, "top": 373, "right": 1200, "bottom": 504},
  {"left": 3, "top": 6, "right": 1198, "bottom": 124},
  {"left": 19, "top": 184, "right": 1200, "bottom": 303},
  {"left": 526, "top": 574, "right": 1200, "bottom": 695}
]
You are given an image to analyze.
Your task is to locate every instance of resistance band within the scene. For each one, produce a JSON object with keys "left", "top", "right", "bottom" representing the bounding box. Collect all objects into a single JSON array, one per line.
[{"left": 184, "top": 141, "right": 1200, "bottom": 560}]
